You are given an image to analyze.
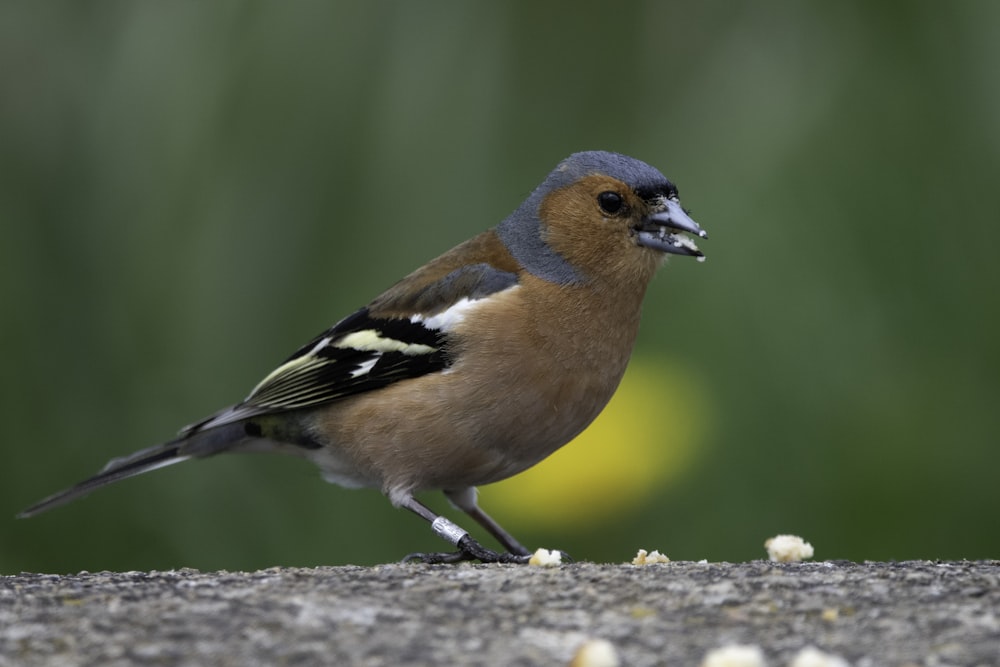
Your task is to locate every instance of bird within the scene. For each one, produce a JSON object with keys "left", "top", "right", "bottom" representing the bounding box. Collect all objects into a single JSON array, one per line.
[{"left": 19, "top": 150, "right": 707, "bottom": 564}]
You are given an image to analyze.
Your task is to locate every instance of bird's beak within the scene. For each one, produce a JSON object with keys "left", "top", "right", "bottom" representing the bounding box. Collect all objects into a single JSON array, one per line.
[{"left": 635, "top": 199, "right": 708, "bottom": 260}]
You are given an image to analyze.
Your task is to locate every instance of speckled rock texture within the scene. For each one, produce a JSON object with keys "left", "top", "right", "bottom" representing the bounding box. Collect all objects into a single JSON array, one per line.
[{"left": 1, "top": 561, "right": 997, "bottom": 666}]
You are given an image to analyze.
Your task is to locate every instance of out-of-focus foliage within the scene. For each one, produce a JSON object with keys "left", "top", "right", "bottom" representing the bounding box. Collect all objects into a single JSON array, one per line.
[{"left": 2, "top": 2, "right": 998, "bottom": 573}]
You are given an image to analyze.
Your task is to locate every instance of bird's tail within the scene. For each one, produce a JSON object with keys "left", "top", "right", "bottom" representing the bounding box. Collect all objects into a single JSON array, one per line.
[{"left": 17, "top": 420, "right": 247, "bottom": 519}]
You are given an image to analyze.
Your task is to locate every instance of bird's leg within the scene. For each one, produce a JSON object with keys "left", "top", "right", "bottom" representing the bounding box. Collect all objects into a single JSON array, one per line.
[
  {"left": 399, "top": 496, "right": 531, "bottom": 564},
  {"left": 445, "top": 487, "right": 571, "bottom": 561},
  {"left": 443, "top": 487, "right": 531, "bottom": 556}
]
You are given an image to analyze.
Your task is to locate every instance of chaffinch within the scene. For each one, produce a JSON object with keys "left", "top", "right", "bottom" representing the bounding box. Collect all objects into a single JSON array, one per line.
[{"left": 20, "top": 150, "right": 707, "bottom": 564}]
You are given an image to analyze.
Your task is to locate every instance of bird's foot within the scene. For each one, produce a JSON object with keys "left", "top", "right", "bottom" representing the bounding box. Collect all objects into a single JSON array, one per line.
[{"left": 403, "top": 535, "right": 532, "bottom": 564}]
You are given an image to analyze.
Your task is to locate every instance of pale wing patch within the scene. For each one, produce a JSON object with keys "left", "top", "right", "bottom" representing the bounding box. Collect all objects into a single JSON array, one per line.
[
  {"left": 308, "top": 335, "right": 332, "bottom": 355},
  {"left": 411, "top": 297, "right": 474, "bottom": 331},
  {"left": 334, "top": 330, "right": 436, "bottom": 356},
  {"left": 248, "top": 353, "right": 327, "bottom": 400},
  {"left": 350, "top": 357, "right": 378, "bottom": 378},
  {"left": 412, "top": 286, "right": 519, "bottom": 332}
]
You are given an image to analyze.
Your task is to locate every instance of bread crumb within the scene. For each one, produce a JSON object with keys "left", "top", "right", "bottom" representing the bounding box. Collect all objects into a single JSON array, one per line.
[
  {"left": 699, "top": 644, "right": 767, "bottom": 667},
  {"left": 569, "top": 639, "right": 621, "bottom": 667},
  {"left": 528, "top": 548, "right": 562, "bottom": 566},
  {"left": 764, "top": 534, "right": 814, "bottom": 562},
  {"left": 631, "top": 548, "right": 670, "bottom": 565},
  {"left": 789, "top": 646, "right": 850, "bottom": 667}
]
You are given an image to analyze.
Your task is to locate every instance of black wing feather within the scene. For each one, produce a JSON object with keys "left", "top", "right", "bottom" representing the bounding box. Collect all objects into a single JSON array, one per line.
[
  {"left": 181, "top": 263, "right": 517, "bottom": 435},
  {"left": 247, "top": 307, "right": 449, "bottom": 411}
]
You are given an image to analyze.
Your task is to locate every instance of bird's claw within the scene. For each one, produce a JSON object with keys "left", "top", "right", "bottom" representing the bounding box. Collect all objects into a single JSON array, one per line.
[{"left": 401, "top": 550, "right": 470, "bottom": 564}]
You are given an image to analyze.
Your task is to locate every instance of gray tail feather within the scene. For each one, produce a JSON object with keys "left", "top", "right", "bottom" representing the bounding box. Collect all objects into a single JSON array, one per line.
[{"left": 18, "top": 422, "right": 247, "bottom": 519}]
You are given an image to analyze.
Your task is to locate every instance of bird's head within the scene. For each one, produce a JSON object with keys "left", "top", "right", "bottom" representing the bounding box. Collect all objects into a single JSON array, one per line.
[{"left": 498, "top": 151, "right": 707, "bottom": 287}]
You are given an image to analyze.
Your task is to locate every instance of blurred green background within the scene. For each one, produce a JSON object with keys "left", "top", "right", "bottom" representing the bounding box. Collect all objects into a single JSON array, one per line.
[{"left": 3, "top": 2, "right": 998, "bottom": 574}]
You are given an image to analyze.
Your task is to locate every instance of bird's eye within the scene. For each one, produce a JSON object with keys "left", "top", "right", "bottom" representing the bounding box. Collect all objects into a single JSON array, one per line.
[{"left": 597, "top": 191, "right": 624, "bottom": 215}]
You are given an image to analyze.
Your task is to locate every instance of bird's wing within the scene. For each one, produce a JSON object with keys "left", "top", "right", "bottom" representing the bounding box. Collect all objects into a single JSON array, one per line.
[{"left": 181, "top": 262, "right": 519, "bottom": 434}]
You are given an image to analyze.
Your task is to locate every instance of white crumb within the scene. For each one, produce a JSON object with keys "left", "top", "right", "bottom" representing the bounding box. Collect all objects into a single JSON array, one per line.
[
  {"left": 700, "top": 644, "right": 767, "bottom": 667},
  {"left": 569, "top": 639, "right": 621, "bottom": 667},
  {"left": 528, "top": 548, "right": 562, "bottom": 566},
  {"left": 631, "top": 548, "right": 671, "bottom": 565},
  {"left": 789, "top": 646, "right": 851, "bottom": 667},
  {"left": 672, "top": 233, "right": 701, "bottom": 254},
  {"left": 765, "top": 534, "right": 815, "bottom": 562}
]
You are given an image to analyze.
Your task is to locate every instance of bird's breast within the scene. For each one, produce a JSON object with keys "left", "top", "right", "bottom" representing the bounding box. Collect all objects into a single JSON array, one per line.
[{"left": 311, "top": 275, "right": 648, "bottom": 495}]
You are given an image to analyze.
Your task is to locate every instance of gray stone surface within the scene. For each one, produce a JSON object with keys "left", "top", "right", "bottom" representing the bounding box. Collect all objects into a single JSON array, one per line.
[{"left": 1, "top": 561, "right": 997, "bottom": 666}]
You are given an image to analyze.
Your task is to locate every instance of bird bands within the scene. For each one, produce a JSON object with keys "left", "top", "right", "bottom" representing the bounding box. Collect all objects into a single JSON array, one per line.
[{"left": 431, "top": 516, "right": 468, "bottom": 546}]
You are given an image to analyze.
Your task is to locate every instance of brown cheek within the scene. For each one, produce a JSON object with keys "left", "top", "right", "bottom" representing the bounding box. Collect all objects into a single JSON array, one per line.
[
  {"left": 539, "top": 188, "right": 615, "bottom": 268},
  {"left": 541, "top": 191, "right": 655, "bottom": 285}
]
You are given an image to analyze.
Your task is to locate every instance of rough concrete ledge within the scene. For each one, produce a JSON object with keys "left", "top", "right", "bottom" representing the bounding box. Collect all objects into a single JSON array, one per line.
[{"left": 1, "top": 560, "right": 997, "bottom": 666}]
